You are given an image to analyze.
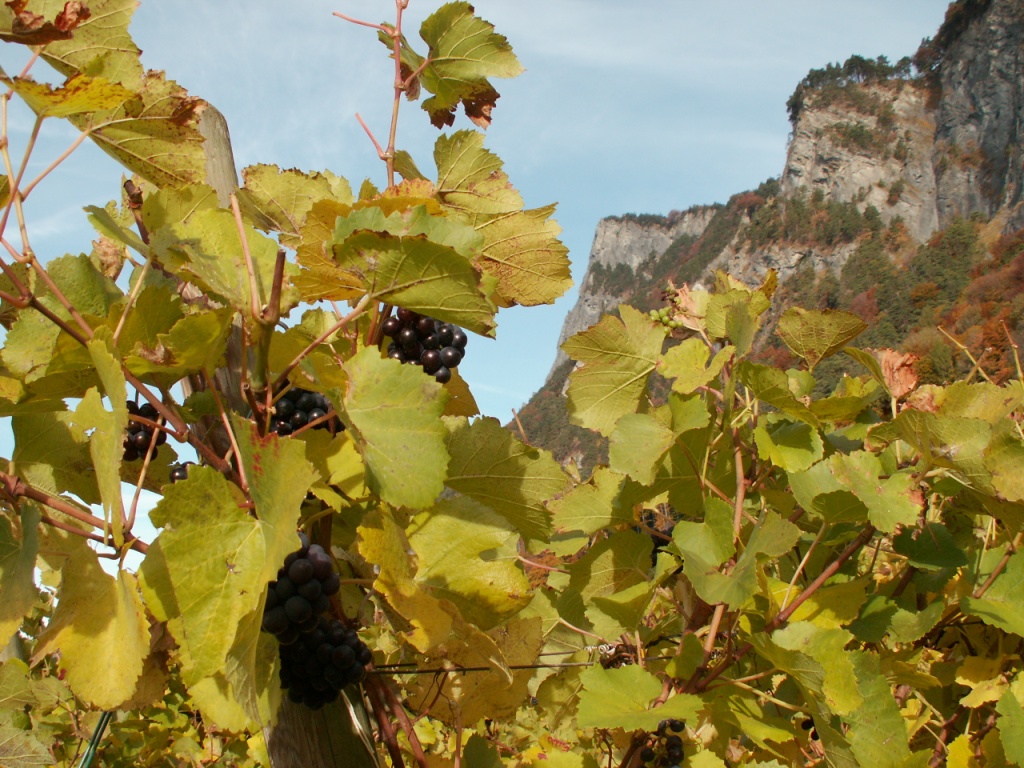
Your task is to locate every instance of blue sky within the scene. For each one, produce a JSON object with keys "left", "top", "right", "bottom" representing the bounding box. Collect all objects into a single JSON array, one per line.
[{"left": 4, "top": 0, "right": 950, "bottom": 421}]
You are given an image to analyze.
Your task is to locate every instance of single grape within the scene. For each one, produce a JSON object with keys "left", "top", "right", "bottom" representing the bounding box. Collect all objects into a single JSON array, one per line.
[
  {"left": 132, "top": 430, "right": 154, "bottom": 451},
  {"left": 288, "top": 558, "right": 315, "bottom": 585},
  {"left": 439, "top": 346, "right": 462, "bottom": 368},
  {"left": 415, "top": 315, "right": 436, "bottom": 337},
  {"left": 275, "top": 398, "right": 296, "bottom": 420},
  {"left": 396, "top": 307, "right": 415, "bottom": 323},
  {"left": 421, "top": 349, "right": 442, "bottom": 374},
  {"left": 284, "top": 596, "right": 313, "bottom": 624},
  {"left": 381, "top": 316, "right": 402, "bottom": 337},
  {"left": 262, "top": 606, "right": 289, "bottom": 634},
  {"left": 451, "top": 328, "right": 468, "bottom": 349},
  {"left": 297, "top": 579, "right": 322, "bottom": 602},
  {"left": 434, "top": 366, "right": 452, "bottom": 384},
  {"left": 437, "top": 324, "right": 455, "bottom": 346}
]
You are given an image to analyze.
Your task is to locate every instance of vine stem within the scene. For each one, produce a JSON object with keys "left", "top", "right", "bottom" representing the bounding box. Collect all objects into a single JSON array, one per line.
[
  {"left": 689, "top": 524, "right": 876, "bottom": 694},
  {"left": 272, "top": 293, "right": 371, "bottom": 392},
  {"left": 374, "top": 677, "right": 428, "bottom": 768},
  {"left": 972, "top": 531, "right": 1023, "bottom": 598},
  {"left": 0, "top": 471, "right": 148, "bottom": 554},
  {"left": 230, "top": 193, "right": 262, "bottom": 322},
  {"left": 362, "top": 675, "right": 407, "bottom": 768},
  {"left": 779, "top": 522, "right": 829, "bottom": 612},
  {"left": 203, "top": 369, "right": 249, "bottom": 495}
]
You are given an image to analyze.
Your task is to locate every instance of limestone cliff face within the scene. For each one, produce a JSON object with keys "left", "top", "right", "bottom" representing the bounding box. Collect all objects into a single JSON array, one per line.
[
  {"left": 537, "top": 0, "right": 1023, "bottom": 394},
  {"left": 933, "top": 0, "right": 1024, "bottom": 229},
  {"left": 781, "top": 86, "right": 940, "bottom": 243}
]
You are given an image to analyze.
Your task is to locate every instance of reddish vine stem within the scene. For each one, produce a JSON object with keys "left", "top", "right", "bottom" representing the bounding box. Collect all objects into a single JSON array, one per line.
[
  {"left": 972, "top": 531, "right": 1023, "bottom": 598},
  {"left": 0, "top": 471, "right": 149, "bottom": 554},
  {"left": 689, "top": 524, "right": 876, "bottom": 694},
  {"left": 362, "top": 675, "right": 407, "bottom": 768},
  {"left": 928, "top": 706, "right": 965, "bottom": 768},
  {"left": 373, "top": 676, "right": 429, "bottom": 768}
]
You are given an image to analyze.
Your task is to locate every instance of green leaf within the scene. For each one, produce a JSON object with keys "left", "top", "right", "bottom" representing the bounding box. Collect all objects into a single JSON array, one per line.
[
  {"left": 327, "top": 228, "right": 496, "bottom": 336},
  {"left": 567, "top": 531, "right": 652, "bottom": 639},
  {"left": 152, "top": 206, "right": 297, "bottom": 319},
  {"left": 435, "top": 131, "right": 571, "bottom": 306},
  {"left": 48, "top": 253, "right": 123, "bottom": 317},
  {"left": 829, "top": 452, "right": 919, "bottom": 533},
  {"left": 705, "top": 290, "right": 766, "bottom": 355},
  {"left": 67, "top": 71, "right": 207, "bottom": 188},
  {"left": 140, "top": 467, "right": 267, "bottom": 686},
  {"left": 550, "top": 466, "right": 629, "bottom": 537},
  {"left": 356, "top": 507, "right": 454, "bottom": 652},
  {"left": 5, "top": 73, "right": 133, "bottom": 116},
  {"left": 754, "top": 418, "right": 824, "bottom": 474},
  {"left": 844, "top": 652, "right": 913, "bottom": 766},
  {"left": 11, "top": 411, "right": 98, "bottom": 505},
  {"left": 892, "top": 523, "right": 968, "bottom": 570},
  {"left": 776, "top": 308, "right": 867, "bottom": 370},
  {"left": 35, "top": 550, "right": 149, "bottom": 709},
  {"left": 997, "top": 677, "right": 1024, "bottom": 765},
  {"left": 736, "top": 361, "right": 820, "bottom": 428},
  {"left": 343, "top": 347, "right": 449, "bottom": 509},
  {"left": 661, "top": 338, "right": 733, "bottom": 394},
  {"left": 0, "top": 505, "right": 39, "bottom": 647},
  {"left": 0, "top": 723, "right": 51, "bottom": 768},
  {"left": 237, "top": 164, "right": 353, "bottom": 246},
  {"left": 609, "top": 413, "right": 674, "bottom": 485},
  {"left": 36, "top": 0, "right": 143, "bottom": 86},
  {"left": 444, "top": 416, "right": 566, "bottom": 541},
  {"left": 673, "top": 498, "right": 735, "bottom": 569},
  {"left": 408, "top": 496, "right": 532, "bottom": 630},
  {"left": 961, "top": 553, "right": 1024, "bottom": 637},
  {"left": 878, "top": 410, "right": 992, "bottom": 492},
  {"left": 411, "top": 2, "right": 523, "bottom": 127},
  {"left": 563, "top": 305, "right": 666, "bottom": 436},
  {"left": 576, "top": 665, "right": 702, "bottom": 731}
]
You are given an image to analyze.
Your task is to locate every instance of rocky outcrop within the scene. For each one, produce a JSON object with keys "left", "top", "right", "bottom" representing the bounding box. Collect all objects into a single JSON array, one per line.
[
  {"left": 537, "top": 0, "right": 1024, "bottom": 394},
  {"left": 933, "top": 0, "right": 1024, "bottom": 229},
  {"left": 781, "top": 86, "right": 940, "bottom": 243}
]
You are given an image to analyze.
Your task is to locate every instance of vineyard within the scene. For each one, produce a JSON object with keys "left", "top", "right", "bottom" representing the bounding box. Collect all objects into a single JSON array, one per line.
[{"left": 0, "top": 2, "right": 1023, "bottom": 768}]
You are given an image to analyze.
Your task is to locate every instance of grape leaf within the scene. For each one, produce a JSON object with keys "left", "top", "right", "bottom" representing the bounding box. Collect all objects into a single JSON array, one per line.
[
  {"left": 844, "top": 652, "right": 913, "bottom": 766},
  {"left": 828, "top": 451, "right": 919, "bottom": 533},
  {"left": 776, "top": 308, "right": 867, "bottom": 370},
  {"left": 5, "top": 73, "right": 133, "bottom": 117},
  {"left": 151, "top": 206, "right": 297, "bottom": 320},
  {"left": 405, "top": 2, "right": 523, "bottom": 128},
  {"left": 550, "top": 466, "right": 629, "bottom": 536},
  {"left": 35, "top": 550, "right": 149, "bottom": 709},
  {"left": 343, "top": 347, "right": 449, "bottom": 509},
  {"left": 754, "top": 418, "right": 824, "bottom": 474},
  {"left": 445, "top": 416, "right": 565, "bottom": 541},
  {"left": 237, "top": 164, "right": 353, "bottom": 247},
  {"left": 140, "top": 466, "right": 267, "bottom": 686},
  {"left": 407, "top": 496, "right": 532, "bottom": 630},
  {"left": 0, "top": 504, "right": 39, "bottom": 647},
  {"left": 563, "top": 305, "right": 666, "bottom": 436},
  {"left": 36, "top": 0, "right": 142, "bottom": 86},
  {"left": 0, "top": 723, "right": 51, "bottom": 768},
  {"left": 608, "top": 413, "right": 674, "bottom": 485},
  {"left": 892, "top": 523, "right": 968, "bottom": 570},
  {"left": 11, "top": 410, "right": 98, "bottom": 505},
  {"left": 576, "top": 665, "right": 702, "bottom": 731},
  {"left": 997, "top": 678, "right": 1024, "bottom": 765},
  {"left": 661, "top": 338, "right": 733, "bottom": 394},
  {"left": 567, "top": 530, "right": 652, "bottom": 640},
  {"left": 67, "top": 70, "right": 207, "bottom": 188},
  {"left": 48, "top": 253, "right": 123, "bottom": 318},
  {"left": 434, "top": 131, "right": 571, "bottom": 306},
  {"left": 357, "top": 507, "right": 454, "bottom": 652},
  {"left": 960, "top": 553, "right": 1024, "bottom": 637},
  {"left": 736, "top": 362, "right": 820, "bottom": 428}
]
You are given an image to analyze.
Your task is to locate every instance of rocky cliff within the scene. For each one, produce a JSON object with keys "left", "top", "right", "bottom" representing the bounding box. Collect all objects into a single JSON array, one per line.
[{"left": 519, "top": 0, "right": 1024, "bottom": 467}]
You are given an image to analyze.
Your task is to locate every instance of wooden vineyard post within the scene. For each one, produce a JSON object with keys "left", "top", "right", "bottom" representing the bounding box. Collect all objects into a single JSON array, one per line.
[{"left": 195, "top": 105, "right": 381, "bottom": 768}]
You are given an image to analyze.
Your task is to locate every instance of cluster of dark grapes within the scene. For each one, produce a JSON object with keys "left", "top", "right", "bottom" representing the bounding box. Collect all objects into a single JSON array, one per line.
[
  {"left": 260, "top": 534, "right": 372, "bottom": 709},
  {"left": 635, "top": 505, "right": 678, "bottom": 567},
  {"left": 638, "top": 719, "right": 685, "bottom": 767},
  {"left": 381, "top": 309, "right": 467, "bottom": 384},
  {"left": 269, "top": 387, "right": 344, "bottom": 438},
  {"left": 123, "top": 401, "right": 166, "bottom": 461}
]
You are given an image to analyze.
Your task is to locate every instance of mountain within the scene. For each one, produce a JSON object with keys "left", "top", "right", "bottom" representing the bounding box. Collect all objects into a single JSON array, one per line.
[{"left": 516, "top": 0, "right": 1024, "bottom": 469}]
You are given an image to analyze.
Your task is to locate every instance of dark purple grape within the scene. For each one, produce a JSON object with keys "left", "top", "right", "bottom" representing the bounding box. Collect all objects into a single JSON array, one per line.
[
  {"left": 332, "top": 645, "right": 355, "bottom": 669},
  {"left": 381, "top": 316, "right": 402, "bottom": 337},
  {"left": 296, "top": 392, "right": 318, "bottom": 413},
  {"left": 439, "top": 346, "right": 462, "bottom": 368},
  {"left": 396, "top": 308, "right": 415, "bottom": 323},
  {"left": 132, "top": 430, "right": 154, "bottom": 451},
  {"left": 308, "top": 407, "right": 327, "bottom": 425},
  {"left": 275, "top": 578, "right": 297, "bottom": 601},
  {"left": 298, "top": 579, "right": 322, "bottom": 602},
  {"left": 155, "top": 429, "right": 167, "bottom": 446},
  {"left": 314, "top": 594, "right": 330, "bottom": 614},
  {"left": 288, "top": 558, "right": 315, "bottom": 585},
  {"left": 357, "top": 644, "right": 373, "bottom": 666},
  {"left": 122, "top": 442, "right": 139, "bottom": 462},
  {"left": 398, "top": 327, "right": 418, "bottom": 347},
  {"left": 262, "top": 606, "right": 289, "bottom": 634},
  {"left": 421, "top": 349, "right": 442, "bottom": 374},
  {"left": 285, "top": 596, "right": 313, "bottom": 624},
  {"left": 421, "top": 333, "right": 440, "bottom": 350},
  {"left": 415, "top": 316, "right": 436, "bottom": 337},
  {"left": 321, "top": 572, "right": 340, "bottom": 596},
  {"left": 289, "top": 411, "right": 309, "bottom": 429},
  {"left": 434, "top": 366, "right": 452, "bottom": 384},
  {"left": 451, "top": 328, "right": 468, "bottom": 349},
  {"left": 138, "top": 403, "right": 158, "bottom": 420},
  {"left": 640, "top": 747, "right": 655, "bottom": 763},
  {"left": 169, "top": 464, "right": 190, "bottom": 483},
  {"left": 437, "top": 324, "right": 455, "bottom": 346},
  {"left": 126, "top": 401, "right": 140, "bottom": 416},
  {"left": 275, "top": 398, "right": 296, "bottom": 419}
]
